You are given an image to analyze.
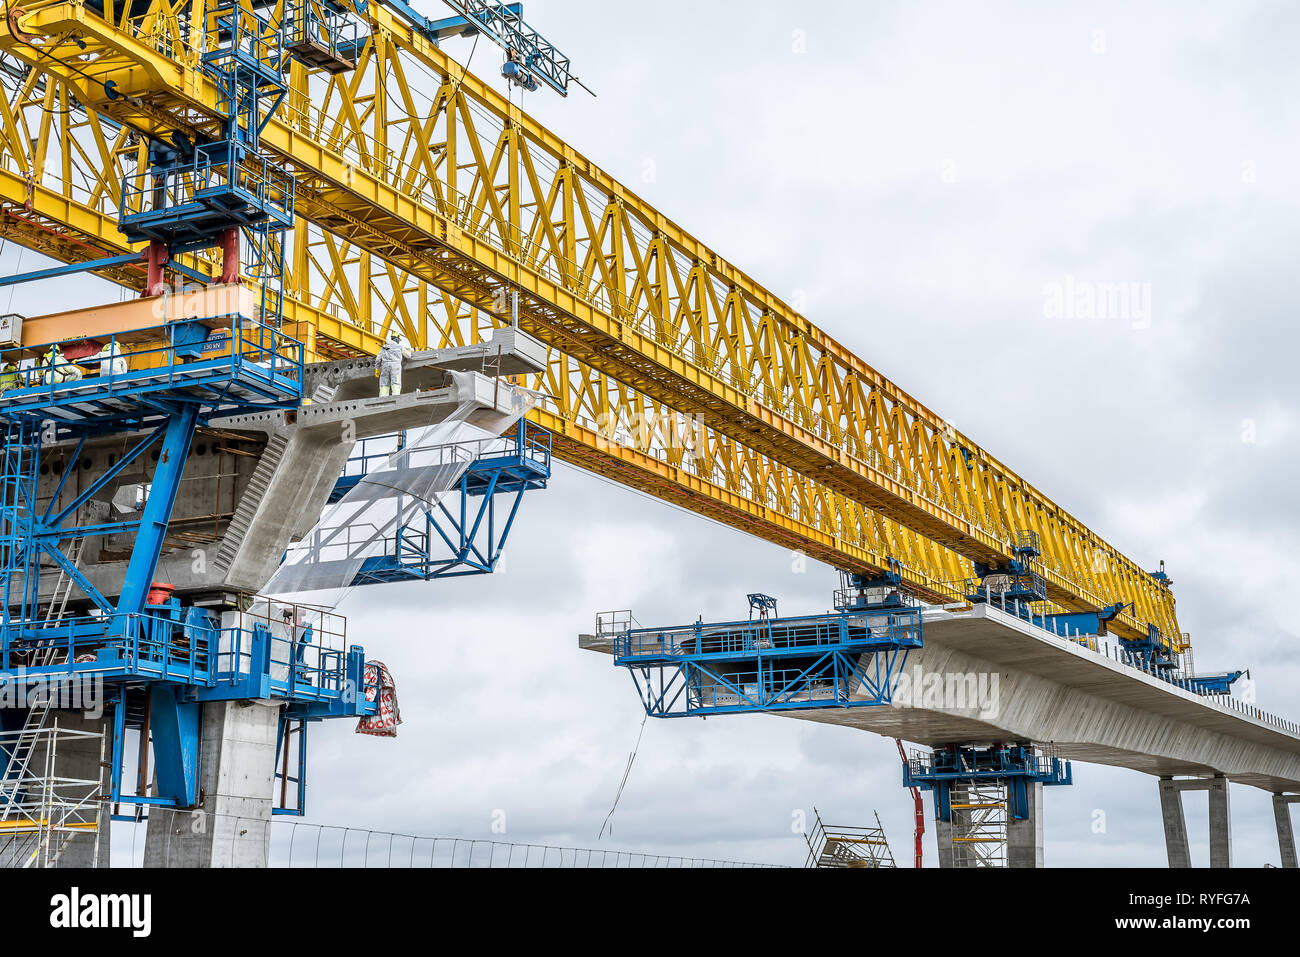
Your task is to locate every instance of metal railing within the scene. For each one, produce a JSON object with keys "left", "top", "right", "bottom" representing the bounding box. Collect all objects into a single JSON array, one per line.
[
  {"left": 0, "top": 610, "right": 213, "bottom": 681},
  {"left": 613, "top": 608, "right": 922, "bottom": 660},
  {"left": 213, "top": 599, "right": 354, "bottom": 702},
  {"left": 120, "top": 144, "right": 294, "bottom": 229},
  {"left": 980, "top": 602, "right": 1300, "bottom": 738},
  {"left": 906, "top": 745, "right": 1066, "bottom": 780},
  {"left": 0, "top": 316, "right": 303, "bottom": 408},
  {"left": 284, "top": 0, "right": 360, "bottom": 62}
]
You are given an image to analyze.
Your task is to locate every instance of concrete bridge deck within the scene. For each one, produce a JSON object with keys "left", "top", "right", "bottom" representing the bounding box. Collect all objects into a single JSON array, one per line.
[{"left": 580, "top": 602, "right": 1300, "bottom": 793}]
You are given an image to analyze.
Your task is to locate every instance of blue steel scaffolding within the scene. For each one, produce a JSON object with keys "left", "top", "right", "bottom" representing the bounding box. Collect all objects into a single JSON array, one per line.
[
  {"left": 0, "top": 0, "right": 568, "bottom": 829},
  {"left": 605, "top": 568, "right": 923, "bottom": 718},
  {"left": 0, "top": 0, "right": 343, "bottom": 821},
  {"left": 904, "top": 745, "right": 1073, "bottom": 823},
  {"left": 331, "top": 421, "right": 551, "bottom": 586},
  {"left": 0, "top": 314, "right": 376, "bottom": 815}
]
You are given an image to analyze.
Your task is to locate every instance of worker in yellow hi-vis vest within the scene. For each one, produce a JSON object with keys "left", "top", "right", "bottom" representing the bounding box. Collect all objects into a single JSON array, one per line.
[
  {"left": 0, "top": 360, "right": 20, "bottom": 391},
  {"left": 41, "top": 345, "right": 83, "bottom": 385}
]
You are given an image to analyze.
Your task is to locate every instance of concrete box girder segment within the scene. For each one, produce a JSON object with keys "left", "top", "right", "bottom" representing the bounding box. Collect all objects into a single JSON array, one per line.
[{"left": 24, "top": 329, "right": 547, "bottom": 606}]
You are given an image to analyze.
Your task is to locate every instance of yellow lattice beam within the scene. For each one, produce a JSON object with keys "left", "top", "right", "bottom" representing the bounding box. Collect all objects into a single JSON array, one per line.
[{"left": 0, "top": 1, "right": 1181, "bottom": 646}]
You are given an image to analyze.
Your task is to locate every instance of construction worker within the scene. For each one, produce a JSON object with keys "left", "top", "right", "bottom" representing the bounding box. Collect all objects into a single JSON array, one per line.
[
  {"left": 94, "top": 339, "right": 128, "bottom": 377},
  {"left": 0, "top": 360, "right": 20, "bottom": 392},
  {"left": 376, "top": 330, "right": 413, "bottom": 397},
  {"left": 40, "top": 344, "right": 82, "bottom": 385}
]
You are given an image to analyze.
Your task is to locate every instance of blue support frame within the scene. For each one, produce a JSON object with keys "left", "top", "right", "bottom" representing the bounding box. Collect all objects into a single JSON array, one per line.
[
  {"left": 148, "top": 686, "right": 203, "bottom": 809},
  {"left": 332, "top": 420, "right": 551, "bottom": 586},
  {"left": 611, "top": 575, "right": 924, "bottom": 718},
  {"left": 904, "top": 745, "right": 1073, "bottom": 822},
  {"left": 0, "top": 0, "right": 387, "bottom": 819}
]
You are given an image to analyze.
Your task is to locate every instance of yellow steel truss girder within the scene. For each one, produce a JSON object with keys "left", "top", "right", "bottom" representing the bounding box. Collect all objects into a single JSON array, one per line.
[
  {"left": 0, "top": 167, "right": 979, "bottom": 604},
  {"left": 0, "top": 4, "right": 1181, "bottom": 645}
]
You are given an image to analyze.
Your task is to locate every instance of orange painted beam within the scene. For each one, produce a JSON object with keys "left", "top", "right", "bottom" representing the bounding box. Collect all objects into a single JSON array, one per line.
[{"left": 18, "top": 284, "right": 257, "bottom": 351}]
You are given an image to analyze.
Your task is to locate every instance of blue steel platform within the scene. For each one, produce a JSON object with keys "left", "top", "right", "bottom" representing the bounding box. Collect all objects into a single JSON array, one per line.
[
  {"left": 0, "top": 318, "right": 302, "bottom": 432},
  {"left": 609, "top": 600, "right": 923, "bottom": 718}
]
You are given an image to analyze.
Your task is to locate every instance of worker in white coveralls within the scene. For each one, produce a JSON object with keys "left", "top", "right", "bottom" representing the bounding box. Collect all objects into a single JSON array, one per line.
[
  {"left": 376, "top": 330, "right": 413, "bottom": 397},
  {"left": 94, "top": 340, "right": 128, "bottom": 377},
  {"left": 40, "top": 344, "right": 82, "bottom": 385}
]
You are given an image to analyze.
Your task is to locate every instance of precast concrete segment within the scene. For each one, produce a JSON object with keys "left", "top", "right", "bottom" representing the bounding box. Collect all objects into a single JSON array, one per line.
[{"left": 24, "top": 330, "right": 544, "bottom": 606}]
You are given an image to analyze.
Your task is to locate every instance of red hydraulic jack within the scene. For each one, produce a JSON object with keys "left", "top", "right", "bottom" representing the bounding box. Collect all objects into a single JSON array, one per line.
[{"left": 897, "top": 738, "right": 925, "bottom": 868}]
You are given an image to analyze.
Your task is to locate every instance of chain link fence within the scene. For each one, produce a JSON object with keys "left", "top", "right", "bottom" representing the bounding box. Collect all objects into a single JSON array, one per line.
[{"left": 112, "top": 811, "right": 785, "bottom": 868}]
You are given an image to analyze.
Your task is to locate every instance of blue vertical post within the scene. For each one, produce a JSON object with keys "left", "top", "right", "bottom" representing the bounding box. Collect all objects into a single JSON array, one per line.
[
  {"left": 114, "top": 403, "right": 201, "bottom": 620},
  {"left": 149, "top": 685, "right": 202, "bottom": 807}
]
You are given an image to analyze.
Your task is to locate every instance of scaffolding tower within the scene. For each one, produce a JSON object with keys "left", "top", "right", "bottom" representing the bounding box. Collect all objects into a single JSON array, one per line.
[
  {"left": 947, "top": 782, "right": 1008, "bottom": 868},
  {"left": 0, "top": 718, "right": 106, "bottom": 868},
  {"left": 803, "top": 807, "right": 896, "bottom": 868}
]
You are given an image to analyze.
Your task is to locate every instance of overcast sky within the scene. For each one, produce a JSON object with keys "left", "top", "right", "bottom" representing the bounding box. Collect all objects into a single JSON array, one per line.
[{"left": 55, "top": 0, "right": 1299, "bottom": 866}]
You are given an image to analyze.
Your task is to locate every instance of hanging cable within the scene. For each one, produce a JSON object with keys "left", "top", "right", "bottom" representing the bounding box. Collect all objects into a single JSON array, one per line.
[{"left": 595, "top": 712, "right": 647, "bottom": 837}]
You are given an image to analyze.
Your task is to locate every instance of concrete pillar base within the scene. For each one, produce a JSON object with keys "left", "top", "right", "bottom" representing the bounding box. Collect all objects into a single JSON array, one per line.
[
  {"left": 1007, "top": 782, "right": 1044, "bottom": 868},
  {"left": 1208, "top": 775, "right": 1232, "bottom": 869},
  {"left": 1158, "top": 777, "right": 1191, "bottom": 868},
  {"left": 143, "top": 699, "right": 281, "bottom": 868}
]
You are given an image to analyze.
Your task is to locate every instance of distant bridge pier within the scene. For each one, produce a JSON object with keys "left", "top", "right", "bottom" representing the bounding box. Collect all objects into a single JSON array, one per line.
[
  {"left": 1158, "top": 775, "right": 1232, "bottom": 868},
  {"left": 1273, "top": 793, "right": 1299, "bottom": 868}
]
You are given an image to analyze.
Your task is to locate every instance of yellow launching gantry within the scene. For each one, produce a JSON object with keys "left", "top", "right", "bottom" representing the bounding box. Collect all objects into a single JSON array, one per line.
[{"left": 0, "top": 0, "right": 1183, "bottom": 654}]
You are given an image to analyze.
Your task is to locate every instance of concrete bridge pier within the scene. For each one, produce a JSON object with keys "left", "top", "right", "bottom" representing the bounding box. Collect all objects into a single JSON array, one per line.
[
  {"left": 143, "top": 700, "right": 281, "bottom": 867},
  {"left": 1273, "top": 793, "right": 1299, "bottom": 868},
  {"left": 932, "top": 780, "right": 1044, "bottom": 868},
  {"left": 1159, "top": 775, "right": 1232, "bottom": 868},
  {"left": 1006, "top": 782, "right": 1044, "bottom": 868}
]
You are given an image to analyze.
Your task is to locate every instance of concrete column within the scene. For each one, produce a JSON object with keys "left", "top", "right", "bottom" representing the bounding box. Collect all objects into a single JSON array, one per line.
[
  {"left": 1006, "top": 781, "right": 1044, "bottom": 868},
  {"left": 144, "top": 700, "right": 281, "bottom": 867},
  {"left": 1158, "top": 777, "right": 1191, "bottom": 868},
  {"left": 1274, "top": 794, "right": 1299, "bottom": 869},
  {"left": 934, "top": 818, "right": 957, "bottom": 869},
  {"left": 1208, "top": 775, "right": 1232, "bottom": 869}
]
